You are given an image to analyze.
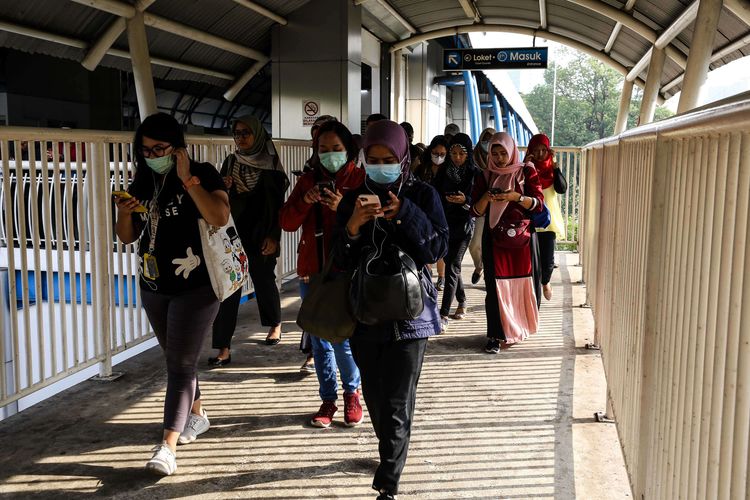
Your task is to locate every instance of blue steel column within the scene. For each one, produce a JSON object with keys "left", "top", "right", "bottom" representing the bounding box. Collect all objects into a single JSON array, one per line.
[
  {"left": 491, "top": 92, "right": 503, "bottom": 132},
  {"left": 462, "top": 70, "right": 478, "bottom": 143},
  {"left": 470, "top": 73, "right": 482, "bottom": 141},
  {"left": 503, "top": 97, "right": 514, "bottom": 142}
]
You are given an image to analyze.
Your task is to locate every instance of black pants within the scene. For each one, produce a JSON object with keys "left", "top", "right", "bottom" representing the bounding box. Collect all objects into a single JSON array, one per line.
[
  {"left": 212, "top": 252, "right": 281, "bottom": 349},
  {"left": 440, "top": 236, "right": 471, "bottom": 316},
  {"left": 140, "top": 285, "right": 220, "bottom": 432},
  {"left": 537, "top": 232, "right": 556, "bottom": 285},
  {"left": 351, "top": 335, "right": 428, "bottom": 495}
]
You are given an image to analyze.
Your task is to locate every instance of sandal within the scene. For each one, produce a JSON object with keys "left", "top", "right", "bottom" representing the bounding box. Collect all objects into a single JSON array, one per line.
[{"left": 451, "top": 305, "right": 466, "bottom": 320}]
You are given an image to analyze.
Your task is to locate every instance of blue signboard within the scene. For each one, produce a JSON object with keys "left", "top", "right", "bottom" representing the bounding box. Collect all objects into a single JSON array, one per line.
[{"left": 443, "top": 47, "right": 548, "bottom": 70}]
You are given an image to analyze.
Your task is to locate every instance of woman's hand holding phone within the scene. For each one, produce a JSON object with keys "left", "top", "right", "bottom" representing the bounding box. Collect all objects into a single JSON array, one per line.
[
  {"left": 446, "top": 191, "right": 466, "bottom": 204},
  {"left": 113, "top": 191, "right": 146, "bottom": 214},
  {"left": 347, "top": 194, "right": 383, "bottom": 236}
]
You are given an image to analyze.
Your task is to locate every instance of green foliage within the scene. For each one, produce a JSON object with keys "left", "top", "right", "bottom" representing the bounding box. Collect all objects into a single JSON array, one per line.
[{"left": 523, "top": 49, "right": 674, "bottom": 146}]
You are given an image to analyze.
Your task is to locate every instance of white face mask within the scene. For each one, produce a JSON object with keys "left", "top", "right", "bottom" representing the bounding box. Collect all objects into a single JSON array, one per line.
[{"left": 431, "top": 153, "right": 446, "bottom": 166}]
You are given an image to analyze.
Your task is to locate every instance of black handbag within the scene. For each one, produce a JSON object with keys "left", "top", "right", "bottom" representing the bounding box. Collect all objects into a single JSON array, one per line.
[
  {"left": 297, "top": 254, "right": 357, "bottom": 344},
  {"left": 350, "top": 244, "right": 425, "bottom": 325}
]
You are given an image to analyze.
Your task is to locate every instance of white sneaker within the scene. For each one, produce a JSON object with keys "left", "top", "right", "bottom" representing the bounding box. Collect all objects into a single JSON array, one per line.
[
  {"left": 145, "top": 443, "right": 177, "bottom": 476},
  {"left": 178, "top": 409, "right": 210, "bottom": 445}
]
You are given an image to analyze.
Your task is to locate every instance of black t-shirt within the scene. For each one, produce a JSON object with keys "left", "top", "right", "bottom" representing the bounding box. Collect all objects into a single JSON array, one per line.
[{"left": 128, "top": 161, "right": 226, "bottom": 294}]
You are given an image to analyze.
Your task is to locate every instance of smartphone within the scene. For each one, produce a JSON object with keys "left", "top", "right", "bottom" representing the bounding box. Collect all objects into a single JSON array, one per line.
[
  {"left": 488, "top": 187, "right": 509, "bottom": 195},
  {"left": 317, "top": 180, "right": 336, "bottom": 196},
  {"left": 358, "top": 194, "right": 382, "bottom": 216},
  {"left": 445, "top": 191, "right": 461, "bottom": 197},
  {"left": 112, "top": 190, "right": 147, "bottom": 213}
]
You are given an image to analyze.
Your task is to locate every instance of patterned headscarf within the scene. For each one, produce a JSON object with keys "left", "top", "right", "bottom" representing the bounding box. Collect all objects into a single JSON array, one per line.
[
  {"left": 485, "top": 132, "right": 527, "bottom": 228},
  {"left": 446, "top": 133, "right": 473, "bottom": 184},
  {"left": 229, "top": 115, "right": 278, "bottom": 193}
]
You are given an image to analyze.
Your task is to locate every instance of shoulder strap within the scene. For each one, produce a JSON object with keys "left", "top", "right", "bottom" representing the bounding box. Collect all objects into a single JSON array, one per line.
[{"left": 313, "top": 168, "right": 325, "bottom": 272}]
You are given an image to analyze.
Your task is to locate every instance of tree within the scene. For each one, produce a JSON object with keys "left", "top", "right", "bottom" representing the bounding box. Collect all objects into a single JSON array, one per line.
[{"left": 523, "top": 50, "right": 674, "bottom": 146}]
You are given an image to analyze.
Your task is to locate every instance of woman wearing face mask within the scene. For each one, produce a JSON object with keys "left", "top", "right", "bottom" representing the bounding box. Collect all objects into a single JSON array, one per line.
[
  {"left": 524, "top": 134, "right": 567, "bottom": 301},
  {"left": 471, "top": 132, "right": 544, "bottom": 354},
  {"left": 209, "top": 116, "right": 289, "bottom": 366},
  {"left": 417, "top": 135, "right": 450, "bottom": 290},
  {"left": 434, "top": 133, "right": 479, "bottom": 331},
  {"left": 279, "top": 121, "right": 365, "bottom": 428},
  {"left": 334, "top": 120, "right": 448, "bottom": 500},
  {"left": 469, "top": 127, "right": 496, "bottom": 285},
  {"left": 114, "top": 113, "right": 230, "bottom": 475}
]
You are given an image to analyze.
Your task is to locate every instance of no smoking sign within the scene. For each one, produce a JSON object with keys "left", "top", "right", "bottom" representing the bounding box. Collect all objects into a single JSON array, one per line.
[{"left": 302, "top": 99, "right": 320, "bottom": 126}]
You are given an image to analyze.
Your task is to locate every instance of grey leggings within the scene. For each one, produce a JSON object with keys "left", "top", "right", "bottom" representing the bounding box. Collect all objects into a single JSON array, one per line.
[{"left": 141, "top": 285, "right": 219, "bottom": 432}]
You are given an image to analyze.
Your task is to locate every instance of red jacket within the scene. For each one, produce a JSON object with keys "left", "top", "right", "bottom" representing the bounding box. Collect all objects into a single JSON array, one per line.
[{"left": 279, "top": 161, "right": 365, "bottom": 278}]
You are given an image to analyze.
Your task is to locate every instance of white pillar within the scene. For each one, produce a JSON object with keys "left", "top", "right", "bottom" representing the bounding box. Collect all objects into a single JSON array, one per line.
[
  {"left": 393, "top": 49, "right": 402, "bottom": 121},
  {"left": 90, "top": 142, "right": 113, "bottom": 377},
  {"left": 126, "top": 11, "right": 157, "bottom": 119},
  {"left": 615, "top": 79, "right": 634, "bottom": 134},
  {"left": 639, "top": 47, "right": 666, "bottom": 125},
  {"left": 677, "top": 0, "right": 724, "bottom": 113}
]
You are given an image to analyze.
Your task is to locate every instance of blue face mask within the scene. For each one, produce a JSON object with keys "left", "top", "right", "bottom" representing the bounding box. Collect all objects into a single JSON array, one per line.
[
  {"left": 319, "top": 151, "right": 348, "bottom": 173},
  {"left": 365, "top": 163, "right": 402, "bottom": 184},
  {"left": 145, "top": 154, "right": 174, "bottom": 174},
  {"left": 480, "top": 141, "right": 490, "bottom": 153}
]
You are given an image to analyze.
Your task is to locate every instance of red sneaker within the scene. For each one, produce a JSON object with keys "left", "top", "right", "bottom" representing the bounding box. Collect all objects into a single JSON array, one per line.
[
  {"left": 311, "top": 401, "right": 337, "bottom": 428},
  {"left": 344, "top": 391, "right": 364, "bottom": 427}
]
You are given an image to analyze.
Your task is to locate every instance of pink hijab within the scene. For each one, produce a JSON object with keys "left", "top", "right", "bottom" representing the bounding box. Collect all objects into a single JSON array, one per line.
[{"left": 485, "top": 132, "right": 528, "bottom": 229}]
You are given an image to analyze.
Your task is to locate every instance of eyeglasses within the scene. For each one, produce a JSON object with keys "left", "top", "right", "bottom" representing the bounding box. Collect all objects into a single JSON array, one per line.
[
  {"left": 140, "top": 144, "right": 173, "bottom": 158},
  {"left": 233, "top": 130, "right": 254, "bottom": 139}
]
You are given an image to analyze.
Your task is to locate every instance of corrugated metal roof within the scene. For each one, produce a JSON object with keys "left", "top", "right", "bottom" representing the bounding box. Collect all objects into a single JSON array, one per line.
[
  {"left": 361, "top": 0, "right": 750, "bottom": 99},
  {"left": 0, "top": 0, "right": 747, "bottom": 102},
  {"left": 0, "top": 0, "right": 308, "bottom": 88}
]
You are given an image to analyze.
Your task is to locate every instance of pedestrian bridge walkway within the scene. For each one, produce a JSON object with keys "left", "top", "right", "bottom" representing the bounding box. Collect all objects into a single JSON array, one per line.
[{"left": 0, "top": 253, "right": 630, "bottom": 499}]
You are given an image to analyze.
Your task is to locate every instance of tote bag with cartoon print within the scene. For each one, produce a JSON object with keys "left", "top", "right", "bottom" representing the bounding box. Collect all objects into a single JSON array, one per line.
[{"left": 198, "top": 214, "right": 248, "bottom": 301}]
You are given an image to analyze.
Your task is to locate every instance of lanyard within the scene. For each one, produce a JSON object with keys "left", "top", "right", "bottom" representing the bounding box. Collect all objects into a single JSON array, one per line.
[{"left": 147, "top": 199, "right": 159, "bottom": 254}]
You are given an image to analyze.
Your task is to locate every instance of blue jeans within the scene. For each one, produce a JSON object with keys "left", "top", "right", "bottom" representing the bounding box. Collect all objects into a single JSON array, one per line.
[{"left": 300, "top": 281, "right": 361, "bottom": 401}]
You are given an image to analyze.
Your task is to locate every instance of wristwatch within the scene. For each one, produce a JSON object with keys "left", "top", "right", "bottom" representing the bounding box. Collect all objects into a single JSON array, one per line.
[
  {"left": 518, "top": 195, "right": 525, "bottom": 204},
  {"left": 183, "top": 175, "right": 201, "bottom": 190}
]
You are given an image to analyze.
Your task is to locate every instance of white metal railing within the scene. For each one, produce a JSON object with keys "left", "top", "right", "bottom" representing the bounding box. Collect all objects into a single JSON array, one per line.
[
  {"left": 0, "top": 127, "right": 309, "bottom": 409},
  {"left": 520, "top": 146, "right": 581, "bottom": 244},
  {"left": 579, "top": 98, "right": 750, "bottom": 499}
]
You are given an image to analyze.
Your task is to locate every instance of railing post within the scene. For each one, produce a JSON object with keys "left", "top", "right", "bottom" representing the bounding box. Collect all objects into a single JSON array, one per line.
[{"left": 89, "top": 142, "right": 114, "bottom": 379}]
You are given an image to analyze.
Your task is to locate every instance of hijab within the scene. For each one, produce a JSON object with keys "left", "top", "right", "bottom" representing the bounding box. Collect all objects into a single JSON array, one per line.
[
  {"left": 362, "top": 120, "right": 412, "bottom": 188},
  {"left": 446, "top": 133, "right": 473, "bottom": 184},
  {"left": 526, "top": 133, "right": 555, "bottom": 189},
  {"left": 473, "top": 127, "right": 496, "bottom": 171},
  {"left": 485, "top": 132, "right": 528, "bottom": 229},
  {"left": 230, "top": 115, "right": 279, "bottom": 193}
]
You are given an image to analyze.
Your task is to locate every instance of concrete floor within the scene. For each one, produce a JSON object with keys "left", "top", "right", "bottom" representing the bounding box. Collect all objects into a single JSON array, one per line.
[{"left": 0, "top": 252, "right": 631, "bottom": 499}]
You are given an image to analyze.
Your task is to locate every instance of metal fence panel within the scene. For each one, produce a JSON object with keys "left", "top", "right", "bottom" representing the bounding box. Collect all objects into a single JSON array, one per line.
[
  {"left": 0, "top": 127, "right": 309, "bottom": 408},
  {"left": 579, "top": 99, "right": 750, "bottom": 499}
]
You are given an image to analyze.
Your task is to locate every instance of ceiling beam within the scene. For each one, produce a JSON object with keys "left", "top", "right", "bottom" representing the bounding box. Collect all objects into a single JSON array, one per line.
[
  {"left": 458, "top": 0, "right": 482, "bottom": 23},
  {"left": 388, "top": 24, "right": 650, "bottom": 91},
  {"left": 81, "top": 0, "right": 156, "bottom": 71},
  {"left": 231, "top": 0, "right": 287, "bottom": 25},
  {"left": 603, "top": 0, "right": 637, "bottom": 54},
  {"left": 70, "top": 0, "right": 267, "bottom": 61},
  {"left": 223, "top": 58, "right": 270, "bottom": 101},
  {"left": 566, "top": 0, "right": 656, "bottom": 43},
  {"left": 142, "top": 13, "right": 266, "bottom": 60},
  {"left": 539, "top": 0, "right": 548, "bottom": 29},
  {"left": 626, "top": 0, "right": 699, "bottom": 82},
  {"left": 661, "top": 32, "right": 750, "bottom": 94},
  {"left": 354, "top": 0, "right": 417, "bottom": 34},
  {"left": 724, "top": 0, "right": 750, "bottom": 27},
  {"left": 0, "top": 20, "right": 233, "bottom": 80},
  {"left": 69, "top": 0, "right": 134, "bottom": 17}
]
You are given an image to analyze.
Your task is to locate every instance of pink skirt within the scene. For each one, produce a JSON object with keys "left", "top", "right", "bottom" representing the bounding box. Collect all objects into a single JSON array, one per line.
[{"left": 495, "top": 277, "right": 538, "bottom": 344}]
